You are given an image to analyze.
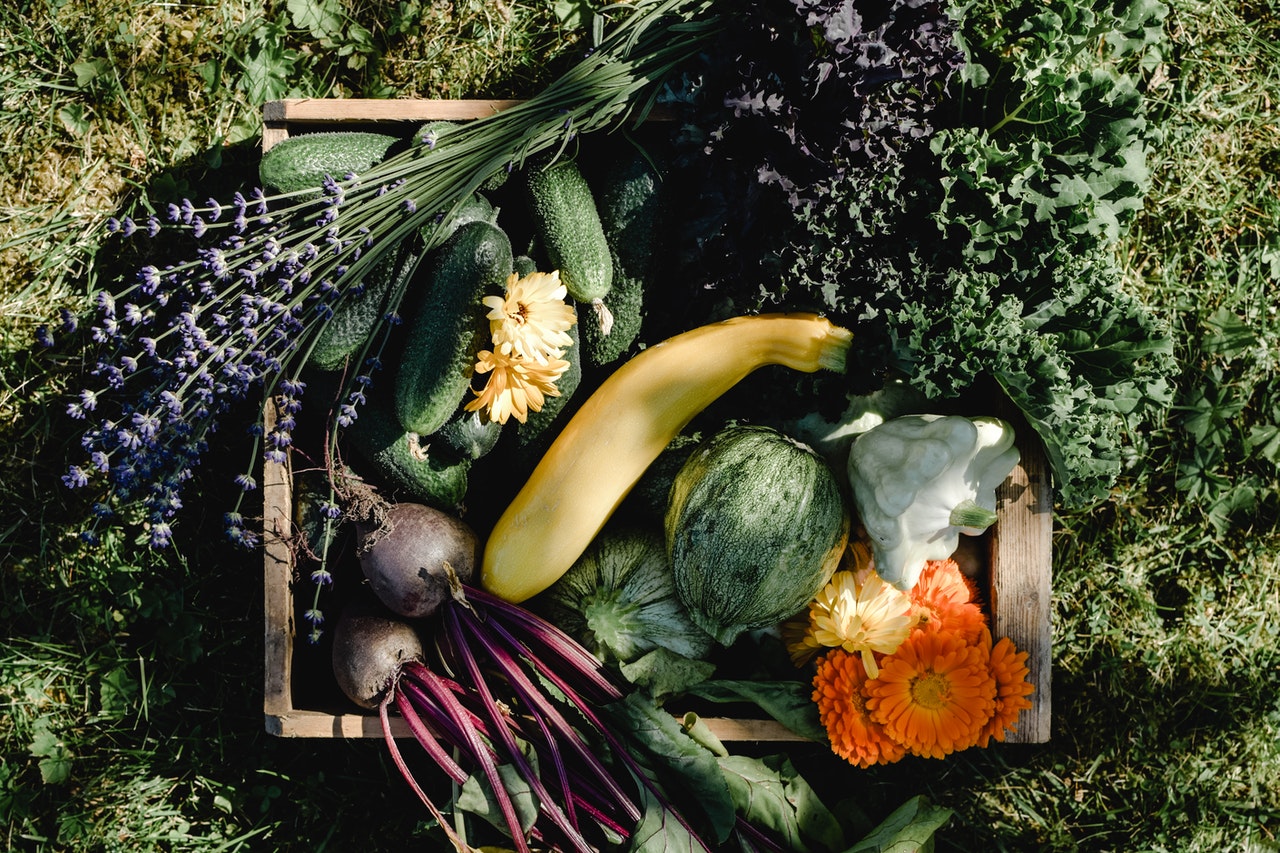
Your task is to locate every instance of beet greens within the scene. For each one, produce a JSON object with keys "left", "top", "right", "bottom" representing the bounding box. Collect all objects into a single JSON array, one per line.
[{"left": 377, "top": 584, "right": 712, "bottom": 852}]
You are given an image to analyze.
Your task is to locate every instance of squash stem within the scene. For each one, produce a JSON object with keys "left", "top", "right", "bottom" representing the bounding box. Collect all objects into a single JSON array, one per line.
[{"left": 949, "top": 499, "right": 999, "bottom": 530}]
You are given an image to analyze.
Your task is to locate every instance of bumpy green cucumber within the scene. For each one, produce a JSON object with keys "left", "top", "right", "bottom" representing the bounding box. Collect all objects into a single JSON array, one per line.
[
  {"left": 513, "top": 255, "right": 539, "bottom": 277},
  {"left": 309, "top": 193, "right": 496, "bottom": 372},
  {"left": 394, "top": 220, "right": 513, "bottom": 436},
  {"left": 309, "top": 243, "right": 416, "bottom": 371},
  {"left": 259, "top": 131, "right": 400, "bottom": 196},
  {"left": 522, "top": 158, "right": 613, "bottom": 302},
  {"left": 344, "top": 399, "right": 470, "bottom": 509},
  {"left": 514, "top": 322, "right": 583, "bottom": 457},
  {"left": 438, "top": 406, "right": 504, "bottom": 460},
  {"left": 581, "top": 147, "right": 668, "bottom": 366}
]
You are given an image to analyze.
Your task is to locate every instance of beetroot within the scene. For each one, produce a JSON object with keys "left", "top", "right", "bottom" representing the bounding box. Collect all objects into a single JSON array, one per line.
[
  {"left": 331, "top": 598, "right": 424, "bottom": 709},
  {"left": 356, "top": 502, "right": 479, "bottom": 618}
]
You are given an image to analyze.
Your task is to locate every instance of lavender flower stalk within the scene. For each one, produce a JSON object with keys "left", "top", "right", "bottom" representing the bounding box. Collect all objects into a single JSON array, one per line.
[{"left": 63, "top": 0, "right": 724, "bottom": 548}]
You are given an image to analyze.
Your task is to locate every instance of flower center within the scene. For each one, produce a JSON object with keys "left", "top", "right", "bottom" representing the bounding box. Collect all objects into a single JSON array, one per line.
[{"left": 909, "top": 671, "right": 952, "bottom": 711}]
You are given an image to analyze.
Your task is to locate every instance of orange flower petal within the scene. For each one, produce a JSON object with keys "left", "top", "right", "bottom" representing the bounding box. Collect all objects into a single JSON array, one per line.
[
  {"left": 977, "top": 631, "right": 1035, "bottom": 747},
  {"left": 812, "top": 649, "right": 906, "bottom": 768},
  {"left": 866, "top": 630, "right": 997, "bottom": 759},
  {"left": 911, "top": 558, "right": 987, "bottom": 646}
]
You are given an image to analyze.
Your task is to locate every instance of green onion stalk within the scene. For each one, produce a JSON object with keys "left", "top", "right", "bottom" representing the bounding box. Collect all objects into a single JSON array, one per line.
[{"left": 66, "top": 0, "right": 723, "bottom": 554}]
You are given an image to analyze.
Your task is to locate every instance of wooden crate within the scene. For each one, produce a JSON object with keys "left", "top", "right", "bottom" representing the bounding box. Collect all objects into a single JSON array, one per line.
[{"left": 260, "top": 98, "right": 1053, "bottom": 744}]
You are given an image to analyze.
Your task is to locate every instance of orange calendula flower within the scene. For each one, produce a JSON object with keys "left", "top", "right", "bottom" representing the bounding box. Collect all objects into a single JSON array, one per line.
[
  {"left": 977, "top": 629, "right": 1035, "bottom": 747},
  {"left": 790, "top": 568, "right": 916, "bottom": 677},
  {"left": 482, "top": 271, "right": 576, "bottom": 363},
  {"left": 866, "top": 629, "right": 997, "bottom": 759},
  {"left": 465, "top": 347, "right": 569, "bottom": 425},
  {"left": 911, "top": 558, "right": 987, "bottom": 645},
  {"left": 812, "top": 649, "right": 906, "bottom": 768}
]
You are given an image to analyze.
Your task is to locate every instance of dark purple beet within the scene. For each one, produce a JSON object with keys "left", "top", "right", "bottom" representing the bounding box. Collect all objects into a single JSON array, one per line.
[
  {"left": 356, "top": 502, "right": 479, "bottom": 618},
  {"left": 331, "top": 597, "right": 424, "bottom": 709}
]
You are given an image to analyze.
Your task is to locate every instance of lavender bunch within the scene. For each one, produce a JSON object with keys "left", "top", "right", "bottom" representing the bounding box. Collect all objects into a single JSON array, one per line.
[{"left": 63, "top": 0, "right": 724, "bottom": 548}]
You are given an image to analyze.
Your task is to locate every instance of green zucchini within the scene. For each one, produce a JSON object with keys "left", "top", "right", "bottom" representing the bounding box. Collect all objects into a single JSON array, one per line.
[
  {"left": 394, "top": 220, "right": 513, "bottom": 436},
  {"left": 522, "top": 158, "right": 613, "bottom": 302},
  {"left": 259, "top": 131, "right": 400, "bottom": 196},
  {"left": 664, "top": 424, "right": 850, "bottom": 646},
  {"left": 344, "top": 399, "right": 470, "bottom": 509}
]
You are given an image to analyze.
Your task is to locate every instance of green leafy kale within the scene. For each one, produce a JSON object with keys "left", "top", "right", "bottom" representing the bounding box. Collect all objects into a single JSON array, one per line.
[
  {"left": 739, "top": 0, "right": 1173, "bottom": 506},
  {"left": 892, "top": 252, "right": 1174, "bottom": 507}
]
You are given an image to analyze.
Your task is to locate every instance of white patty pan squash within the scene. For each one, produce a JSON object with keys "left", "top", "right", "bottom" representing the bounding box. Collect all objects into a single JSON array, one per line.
[{"left": 847, "top": 413, "right": 1020, "bottom": 591}]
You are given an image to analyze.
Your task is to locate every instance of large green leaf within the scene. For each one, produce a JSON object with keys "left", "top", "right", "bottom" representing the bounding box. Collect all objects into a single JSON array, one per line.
[
  {"left": 609, "top": 693, "right": 737, "bottom": 843},
  {"left": 844, "top": 796, "right": 952, "bottom": 853},
  {"left": 718, "top": 754, "right": 845, "bottom": 852}
]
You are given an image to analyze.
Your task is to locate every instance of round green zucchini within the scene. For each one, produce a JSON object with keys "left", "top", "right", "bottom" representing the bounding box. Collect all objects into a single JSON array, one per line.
[{"left": 664, "top": 424, "right": 849, "bottom": 646}]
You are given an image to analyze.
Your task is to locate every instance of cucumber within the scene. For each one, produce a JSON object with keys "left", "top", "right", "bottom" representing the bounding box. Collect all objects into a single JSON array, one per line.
[
  {"left": 394, "top": 220, "right": 513, "bottom": 436},
  {"left": 309, "top": 241, "right": 418, "bottom": 372},
  {"left": 344, "top": 398, "right": 470, "bottom": 509},
  {"left": 522, "top": 158, "right": 613, "bottom": 302},
  {"left": 514, "top": 321, "right": 583, "bottom": 457},
  {"left": 309, "top": 193, "right": 496, "bottom": 373},
  {"left": 259, "top": 131, "right": 400, "bottom": 196},
  {"left": 438, "top": 406, "right": 504, "bottom": 460},
  {"left": 582, "top": 147, "right": 669, "bottom": 366},
  {"left": 513, "top": 255, "right": 539, "bottom": 277}
]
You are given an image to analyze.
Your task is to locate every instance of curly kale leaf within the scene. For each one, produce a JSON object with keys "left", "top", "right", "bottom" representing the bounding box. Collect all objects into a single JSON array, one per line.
[{"left": 891, "top": 252, "right": 1173, "bottom": 507}]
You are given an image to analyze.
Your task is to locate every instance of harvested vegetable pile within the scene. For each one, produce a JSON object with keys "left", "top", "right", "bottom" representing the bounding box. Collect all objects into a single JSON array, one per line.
[{"left": 56, "top": 0, "right": 1175, "bottom": 849}]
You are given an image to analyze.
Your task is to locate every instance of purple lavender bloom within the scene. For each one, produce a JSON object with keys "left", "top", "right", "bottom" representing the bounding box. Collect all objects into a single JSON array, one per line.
[
  {"left": 63, "top": 466, "right": 90, "bottom": 488},
  {"left": 138, "top": 266, "right": 162, "bottom": 294},
  {"left": 96, "top": 291, "right": 116, "bottom": 316},
  {"left": 234, "top": 473, "right": 257, "bottom": 491},
  {"left": 35, "top": 326, "right": 55, "bottom": 348},
  {"left": 149, "top": 522, "right": 173, "bottom": 547}
]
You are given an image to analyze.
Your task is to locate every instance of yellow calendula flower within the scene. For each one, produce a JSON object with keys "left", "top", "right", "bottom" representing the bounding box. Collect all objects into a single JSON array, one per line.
[
  {"left": 796, "top": 568, "right": 917, "bottom": 678},
  {"left": 482, "top": 271, "right": 576, "bottom": 363},
  {"left": 465, "top": 346, "right": 570, "bottom": 425}
]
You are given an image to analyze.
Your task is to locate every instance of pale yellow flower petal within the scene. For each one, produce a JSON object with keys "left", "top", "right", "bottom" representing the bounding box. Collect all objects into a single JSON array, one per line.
[
  {"left": 794, "top": 564, "right": 917, "bottom": 674},
  {"left": 466, "top": 348, "right": 570, "bottom": 425},
  {"left": 484, "top": 270, "right": 576, "bottom": 363}
]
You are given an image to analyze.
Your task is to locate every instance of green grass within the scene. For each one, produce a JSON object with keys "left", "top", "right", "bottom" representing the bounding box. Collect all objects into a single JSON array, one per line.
[{"left": 2, "top": 0, "right": 1280, "bottom": 850}]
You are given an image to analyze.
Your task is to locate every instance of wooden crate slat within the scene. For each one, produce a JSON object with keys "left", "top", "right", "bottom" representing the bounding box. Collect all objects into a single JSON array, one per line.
[{"left": 991, "top": 446, "right": 1054, "bottom": 743}]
